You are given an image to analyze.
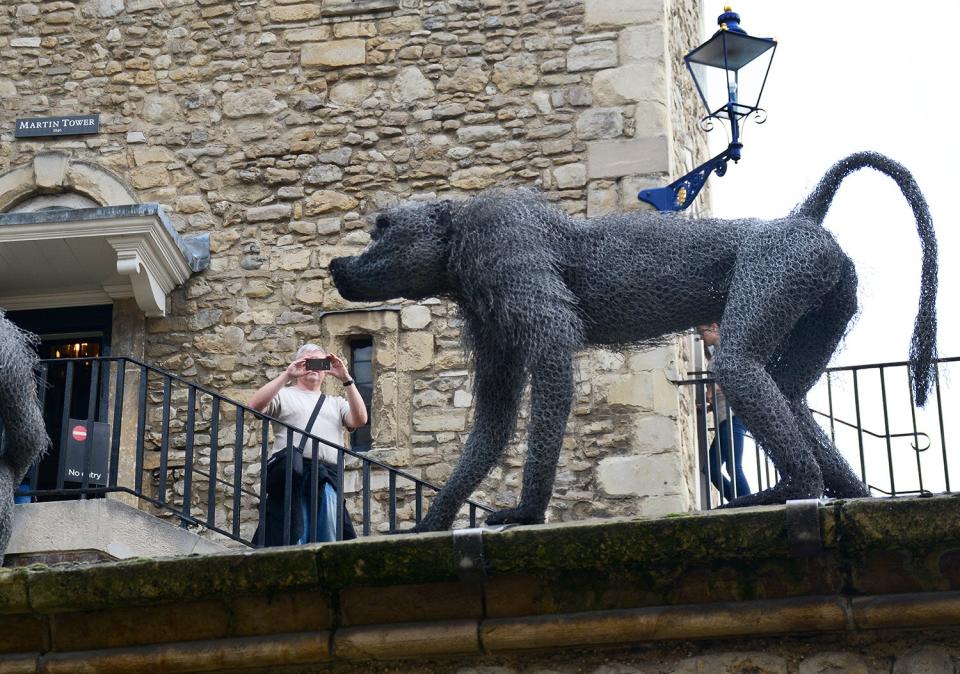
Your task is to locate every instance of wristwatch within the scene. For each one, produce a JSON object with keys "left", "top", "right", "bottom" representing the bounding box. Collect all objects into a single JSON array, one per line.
[{"left": 341, "top": 379, "right": 355, "bottom": 387}]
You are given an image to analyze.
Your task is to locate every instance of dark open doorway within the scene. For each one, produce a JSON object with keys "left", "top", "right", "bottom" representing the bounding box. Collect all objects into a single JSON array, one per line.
[{"left": 5, "top": 305, "right": 113, "bottom": 497}]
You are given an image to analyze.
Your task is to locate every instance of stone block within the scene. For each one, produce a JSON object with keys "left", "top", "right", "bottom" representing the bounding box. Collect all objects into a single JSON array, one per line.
[
  {"left": 268, "top": 4, "right": 321, "bottom": 21},
  {"left": 304, "top": 190, "right": 359, "bottom": 215},
  {"left": 295, "top": 280, "right": 325, "bottom": 304},
  {"left": 130, "top": 165, "right": 169, "bottom": 189},
  {"left": 585, "top": 0, "right": 664, "bottom": 28},
  {"left": 893, "top": 647, "right": 955, "bottom": 674},
  {"left": 0, "top": 80, "right": 16, "bottom": 98},
  {"left": 587, "top": 180, "right": 619, "bottom": 217},
  {"left": 340, "top": 582, "right": 482, "bottom": 626},
  {"left": 594, "top": 62, "right": 665, "bottom": 106},
  {"left": 399, "top": 332, "right": 434, "bottom": 370},
  {"left": 634, "top": 99, "right": 669, "bottom": 136},
  {"left": 230, "top": 591, "right": 332, "bottom": 636},
  {"left": 284, "top": 27, "right": 332, "bottom": 43},
  {"left": 553, "top": 163, "right": 587, "bottom": 189},
  {"left": 799, "top": 652, "right": 871, "bottom": 674},
  {"left": 33, "top": 153, "right": 69, "bottom": 189},
  {"left": 10, "top": 37, "right": 42, "bottom": 48},
  {"left": 413, "top": 409, "right": 467, "bottom": 432},
  {"left": 276, "top": 249, "right": 312, "bottom": 271},
  {"left": 567, "top": 41, "right": 618, "bottom": 72},
  {"left": 450, "top": 166, "right": 504, "bottom": 190},
  {"left": 492, "top": 54, "right": 539, "bottom": 91},
  {"left": 576, "top": 108, "right": 624, "bottom": 140},
  {"left": 392, "top": 66, "right": 435, "bottom": 103},
  {"left": 246, "top": 204, "right": 292, "bottom": 222},
  {"left": 620, "top": 24, "right": 664, "bottom": 63},
  {"left": 674, "top": 653, "right": 787, "bottom": 674},
  {"left": 222, "top": 89, "right": 285, "bottom": 118},
  {"left": 400, "top": 305, "right": 431, "bottom": 330},
  {"left": 456, "top": 125, "right": 508, "bottom": 143},
  {"left": 302, "top": 40, "right": 366, "bottom": 68},
  {"left": 633, "top": 414, "right": 680, "bottom": 453},
  {"left": 597, "top": 453, "right": 682, "bottom": 496},
  {"left": 587, "top": 136, "right": 669, "bottom": 179},
  {"left": 329, "top": 78, "right": 377, "bottom": 107}
]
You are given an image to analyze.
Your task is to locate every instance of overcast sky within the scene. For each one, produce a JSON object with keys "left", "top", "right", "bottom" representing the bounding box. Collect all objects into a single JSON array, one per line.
[
  {"left": 698, "top": 2, "right": 959, "bottom": 494},
  {"left": 704, "top": 1, "right": 958, "bottom": 367}
]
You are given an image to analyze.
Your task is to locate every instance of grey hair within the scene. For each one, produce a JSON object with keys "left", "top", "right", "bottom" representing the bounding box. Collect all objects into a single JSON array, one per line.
[{"left": 295, "top": 343, "right": 326, "bottom": 359}]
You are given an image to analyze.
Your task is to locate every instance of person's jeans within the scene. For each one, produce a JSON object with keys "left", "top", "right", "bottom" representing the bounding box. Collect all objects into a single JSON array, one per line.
[
  {"left": 709, "top": 416, "right": 751, "bottom": 501},
  {"left": 298, "top": 466, "right": 339, "bottom": 544},
  {"left": 14, "top": 481, "right": 31, "bottom": 504}
]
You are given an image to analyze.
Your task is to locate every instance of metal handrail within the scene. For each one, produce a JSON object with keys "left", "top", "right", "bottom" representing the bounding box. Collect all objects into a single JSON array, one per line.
[
  {"left": 678, "top": 356, "right": 956, "bottom": 508},
  {"left": 22, "top": 356, "right": 492, "bottom": 547}
]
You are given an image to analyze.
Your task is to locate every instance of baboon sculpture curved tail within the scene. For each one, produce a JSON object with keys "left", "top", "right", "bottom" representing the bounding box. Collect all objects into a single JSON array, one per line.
[{"left": 330, "top": 151, "right": 937, "bottom": 530}]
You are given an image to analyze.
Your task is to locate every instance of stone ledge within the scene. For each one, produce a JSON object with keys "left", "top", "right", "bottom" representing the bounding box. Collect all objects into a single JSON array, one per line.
[{"left": 1, "top": 495, "right": 959, "bottom": 667}]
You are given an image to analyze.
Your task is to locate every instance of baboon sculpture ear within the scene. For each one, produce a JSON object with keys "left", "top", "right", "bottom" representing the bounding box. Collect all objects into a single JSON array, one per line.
[{"left": 375, "top": 212, "right": 391, "bottom": 230}]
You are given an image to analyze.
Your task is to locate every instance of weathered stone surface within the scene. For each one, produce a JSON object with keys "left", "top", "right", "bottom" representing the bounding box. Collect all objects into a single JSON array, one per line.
[
  {"left": 799, "top": 652, "right": 871, "bottom": 674},
  {"left": 390, "top": 67, "right": 434, "bottom": 104},
  {"left": 302, "top": 40, "right": 366, "bottom": 67},
  {"left": 329, "top": 79, "right": 377, "bottom": 107},
  {"left": 576, "top": 108, "right": 624, "bottom": 140},
  {"left": 456, "top": 125, "right": 508, "bottom": 144},
  {"left": 450, "top": 166, "right": 503, "bottom": 190},
  {"left": 304, "top": 165, "right": 344, "bottom": 185},
  {"left": 491, "top": 54, "right": 539, "bottom": 91},
  {"left": 222, "top": 89, "right": 285, "bottom": 118},
  {"left": 438, "top": 57, "right": 488, "bottom": 92},
  {"left": 585, "top": 0, "right": 663, "bottom": 28},
  {"left": 567, "top": 41, "right": 618, "bottom": 72},
  {"left": 587, "top": 136, "right": 669, "bottom": 178},
  {"left": 400, "top": 305, "right": 432, "bottom": 330},
  {"left": 620, "top": 23, "right": 664, "bottom": 63},
  {"left": 268, "top": 4, "right": 320, "bottom": 22},
  {"left": 553, "top": 163, "right": 586, "bottom": 189},
  {"left": 304, "top": 191, "right": 359, "bottom": 215},
  {"left": 246, "top": 204, "right": 292, "bottom": 222},
  {"left": 295, "top": 280, "right": 325, "bottom": 304}
]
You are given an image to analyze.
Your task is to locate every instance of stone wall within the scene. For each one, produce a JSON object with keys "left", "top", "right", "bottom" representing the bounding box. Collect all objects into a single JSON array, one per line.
[{"left": 0, "top": 0, "right": 707, "bottom": 536}]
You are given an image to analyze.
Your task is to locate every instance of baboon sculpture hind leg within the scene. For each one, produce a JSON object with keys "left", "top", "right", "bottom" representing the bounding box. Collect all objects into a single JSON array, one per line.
[
  {"left": 714, "top": 225, "right": 853, "bottom": 506},
  {"left": 761, "top": 258, "right": 870, "bottom": 500}
]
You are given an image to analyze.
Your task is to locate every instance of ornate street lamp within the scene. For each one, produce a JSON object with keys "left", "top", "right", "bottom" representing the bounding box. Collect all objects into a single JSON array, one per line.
[{"left": 639, "top": 6, "right": 776, "bottom": 211}]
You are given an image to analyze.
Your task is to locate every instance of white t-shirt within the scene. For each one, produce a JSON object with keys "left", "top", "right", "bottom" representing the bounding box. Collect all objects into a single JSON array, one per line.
[{"left": 266, "top": 386, "right": 351, "bottom": 465}]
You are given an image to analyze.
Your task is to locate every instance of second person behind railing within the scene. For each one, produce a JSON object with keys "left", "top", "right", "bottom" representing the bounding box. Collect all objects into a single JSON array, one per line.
[
  {"left": 249, "top": 343, "right": 368, "bottom": 546},
  {"left": 697, "top": 323, "right": 752, "bottom": 502}
]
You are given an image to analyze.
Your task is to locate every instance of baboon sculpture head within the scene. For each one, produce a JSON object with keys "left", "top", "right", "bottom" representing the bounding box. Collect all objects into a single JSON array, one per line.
[{"left": 330, "top": 200, "right": 455, "bottom": 303}]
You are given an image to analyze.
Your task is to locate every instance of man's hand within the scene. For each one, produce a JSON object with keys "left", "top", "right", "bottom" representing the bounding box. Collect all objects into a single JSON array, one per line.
[
  {"left": 285, "top": 358, "right": 308, "bottom": 381},
  {"left": 327, "top": 353, "right": 351, "bottom": 382}
]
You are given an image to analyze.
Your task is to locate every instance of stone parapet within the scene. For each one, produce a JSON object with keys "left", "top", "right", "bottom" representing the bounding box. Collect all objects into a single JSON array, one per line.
[{"left": 2, "top": 495, "right": 959, "bottom": 670}]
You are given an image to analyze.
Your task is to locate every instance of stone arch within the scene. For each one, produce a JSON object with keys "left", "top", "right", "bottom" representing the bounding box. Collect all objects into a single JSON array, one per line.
[{"left": 0, "top": 152, "right": 138, "bottom": 212}]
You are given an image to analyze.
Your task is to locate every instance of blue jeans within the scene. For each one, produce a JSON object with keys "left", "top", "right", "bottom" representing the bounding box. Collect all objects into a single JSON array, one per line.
[
  {"left": 298, "top": 474, "right": 339, "bottom": 544},
  {"left": 14, "top": 481, "right": 31, "bottom": 504},
  {"left": 709, "top": 416, "right": 751, "bottom": 501}
]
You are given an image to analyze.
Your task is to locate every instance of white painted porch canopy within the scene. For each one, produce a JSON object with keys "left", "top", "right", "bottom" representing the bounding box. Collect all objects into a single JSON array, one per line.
[{"left": 0, "top": 204, "right": 209, "bottom": 317}]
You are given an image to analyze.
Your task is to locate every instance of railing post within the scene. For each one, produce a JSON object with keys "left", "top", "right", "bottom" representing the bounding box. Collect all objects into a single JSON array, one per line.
[{"left": 182, "top": 386, "right": 196, "bottom": 528}]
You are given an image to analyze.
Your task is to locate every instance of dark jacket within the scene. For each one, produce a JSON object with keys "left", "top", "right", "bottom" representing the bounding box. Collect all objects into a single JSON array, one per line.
[{"left": 255, "top": 461, "right": 357, "bottom": 547}]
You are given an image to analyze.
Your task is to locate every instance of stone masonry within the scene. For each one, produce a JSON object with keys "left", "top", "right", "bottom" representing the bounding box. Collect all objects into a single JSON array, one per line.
[{"left": 0, "top": 0, "right": 708, "bottom": 538}]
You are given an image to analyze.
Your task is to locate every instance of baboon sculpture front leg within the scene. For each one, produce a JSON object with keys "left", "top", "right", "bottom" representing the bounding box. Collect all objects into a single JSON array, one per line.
[
  {"left": 485, "top": 352, "right": 574, "bottom": 526},
  {"left": 414, "top": 354, "right": 527, "bottom": 532}
]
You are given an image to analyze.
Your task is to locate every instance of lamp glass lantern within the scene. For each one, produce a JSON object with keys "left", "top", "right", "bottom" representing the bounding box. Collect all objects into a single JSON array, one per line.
[
  {"left": 686, "top": 18, "right": 776, "bottom": 157},
  {"left": 638, "top": 8, "right": 776, "bottom": 211}
]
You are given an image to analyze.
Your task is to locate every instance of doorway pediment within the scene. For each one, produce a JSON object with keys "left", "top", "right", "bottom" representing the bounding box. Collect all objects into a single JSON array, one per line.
[{"left": 0, "top": 204, "right": 209, "bottom": 317}]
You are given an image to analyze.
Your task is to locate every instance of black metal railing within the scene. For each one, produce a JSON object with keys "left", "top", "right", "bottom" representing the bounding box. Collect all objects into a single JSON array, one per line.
[
  {"left": 678, "top": 356, "right": 959, "bottom": 509},
  {"left": 19, "top": 356, "right": 492, "bottom": 546}
]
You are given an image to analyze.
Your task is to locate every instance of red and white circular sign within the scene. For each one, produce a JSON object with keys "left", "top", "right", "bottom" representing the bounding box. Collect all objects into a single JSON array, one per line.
[{"left": 71, "top": 425, "right": 88, "bottom": 442}]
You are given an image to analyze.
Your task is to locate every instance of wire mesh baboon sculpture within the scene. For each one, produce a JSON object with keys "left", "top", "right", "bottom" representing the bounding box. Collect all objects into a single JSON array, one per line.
[
  {"left": 0, "top": 312, "right": 49, "bottom": 562},
  {"left": 330, "top": 151, "right": 937, "bottom": 531}
]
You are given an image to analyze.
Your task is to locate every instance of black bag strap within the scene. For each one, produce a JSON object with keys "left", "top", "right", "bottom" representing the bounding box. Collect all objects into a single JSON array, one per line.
[{"left": 297, "top": 394, "right": 326, "bottom": 453}]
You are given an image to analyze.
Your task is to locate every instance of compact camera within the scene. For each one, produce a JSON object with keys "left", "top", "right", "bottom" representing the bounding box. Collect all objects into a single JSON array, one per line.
[{"left": 305, "top": 357, "right": 331, "bottom": 371}]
